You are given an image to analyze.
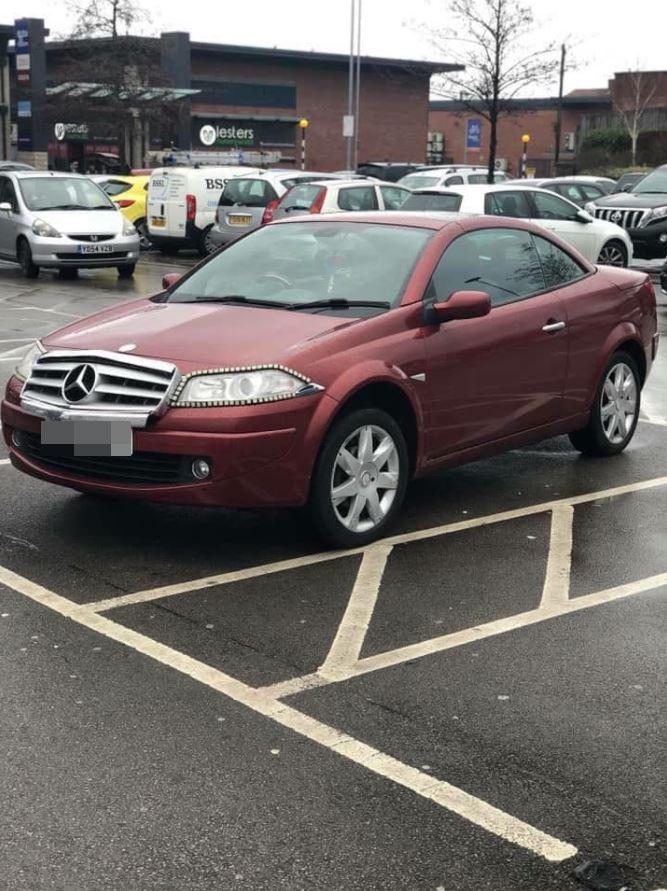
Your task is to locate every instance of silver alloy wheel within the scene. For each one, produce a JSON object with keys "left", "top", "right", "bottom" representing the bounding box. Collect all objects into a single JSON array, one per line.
[
  {"left": 600, "top": 362, "right": 637, "bottom": 444},
  {"left": 330, "top": 424, "right": 400, "bottom": 533},
  {"left": 597, "top": 242, "right": 626, "bottom": 267}
]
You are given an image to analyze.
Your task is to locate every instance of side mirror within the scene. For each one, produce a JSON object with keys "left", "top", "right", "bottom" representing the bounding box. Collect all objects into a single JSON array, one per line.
[
  {"left": 162, "top": 272, "right": 181, "bottom": 290},
  {"left": 0, "top": 201, "right": 12, "bottom": 213},
  {"left": 575, "top": 209, "right": 593, "bottom": 223},
  {"left": 424, "top": 290, "right": 491, "bottom": 325}
]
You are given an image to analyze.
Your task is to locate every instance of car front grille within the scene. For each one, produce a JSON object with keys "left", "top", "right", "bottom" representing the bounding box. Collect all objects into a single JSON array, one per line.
[
  {"left": 21, "top": 350, "right": 179, "bottom": 425},
  {"left": 67, "top": 234, "right": 116, "bottom": 242},
  {"left": 13, "top": 430, "right": 195, "bottom": 485},
  {"left": 594, "top": 208, "right": 648, "bottom": 229}
]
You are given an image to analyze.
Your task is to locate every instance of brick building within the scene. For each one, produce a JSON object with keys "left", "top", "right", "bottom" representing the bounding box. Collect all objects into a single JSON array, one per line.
[
  {"left": 428, "top": 71, "right": 667, "bottom": 177},
  {"left": 9, "top": 22, "right": 459, "bottom": 170}
]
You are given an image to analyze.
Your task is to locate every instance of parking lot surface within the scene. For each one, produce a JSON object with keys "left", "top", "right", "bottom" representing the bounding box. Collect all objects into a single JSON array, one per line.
[{"left": 1, "top": 258, "right": 666, "bottom": 890}]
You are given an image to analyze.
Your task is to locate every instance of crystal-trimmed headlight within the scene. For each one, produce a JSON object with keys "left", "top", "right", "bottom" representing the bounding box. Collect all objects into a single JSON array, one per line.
[
  {"left": 15, "top": 340, "right": 45, "bottom": 381},
  {"left": 32, "top": 218, "right": 61, "bottom": 238},
  {"left": 173, "top": 365, "right": 322, "bottom": 407}
]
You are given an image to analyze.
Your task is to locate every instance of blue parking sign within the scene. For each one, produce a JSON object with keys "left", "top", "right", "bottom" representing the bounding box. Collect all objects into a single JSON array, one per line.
[{"left": 466, "top": 119, "right": 482, "bottom": 150}]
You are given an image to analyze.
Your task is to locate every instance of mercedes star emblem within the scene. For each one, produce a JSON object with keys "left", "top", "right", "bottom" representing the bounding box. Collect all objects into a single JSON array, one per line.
[{"left": 62, "top": 363, "right": 97, "bottom": 403}]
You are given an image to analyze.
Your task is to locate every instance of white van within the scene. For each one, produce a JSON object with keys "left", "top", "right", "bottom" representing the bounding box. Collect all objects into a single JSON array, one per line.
[{"left": 147, "top": 166, "right": 262, "bottom": 255}]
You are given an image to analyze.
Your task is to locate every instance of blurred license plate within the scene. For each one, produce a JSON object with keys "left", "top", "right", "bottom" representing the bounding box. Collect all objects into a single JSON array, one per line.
[
  {"left": 41, "top": 420, "right": 133, "bottom": 457},
  {"left": 151, "top": 216, "right": 166, "bottom": 228},
  {"left": 228, "top": 214, "right": 252, "bottom": 226},
  {"left": 77, "top": 243, "right": 113, "bottom": 254}
]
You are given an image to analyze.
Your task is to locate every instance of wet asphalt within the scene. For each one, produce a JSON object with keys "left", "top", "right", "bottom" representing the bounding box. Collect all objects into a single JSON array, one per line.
[{"left": 0, "top": 255, "right": 665, "bottom": 890}]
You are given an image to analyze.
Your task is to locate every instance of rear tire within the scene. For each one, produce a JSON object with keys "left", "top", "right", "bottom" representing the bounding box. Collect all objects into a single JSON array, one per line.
[
  {"left": 197, "top": 225, "right": 216, "bottom": 257},
  {"left": 569, "top": 350, "right": 640, "bottom": 456},
  {"left": 597, "top": 239, "right": 628, "bottom": 267},
  {"left": 308, "top": 407, "right": 409, "bottom": 548},
  {"left": 18, "top": 239, "right": 39, "bottom": 279},
  {"left": 117, "top": 263, "right": 136, "bottom": 279}
]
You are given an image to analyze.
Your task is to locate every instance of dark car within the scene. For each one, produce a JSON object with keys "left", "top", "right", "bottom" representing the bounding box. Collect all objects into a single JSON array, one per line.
[
  {"left": 584, "top": 164, "right": 667, "bottom": 260},
  {"left": 356, "top": 162, "right": 421, "bottom": 182},
  {"left": 613, "top": 172, "right": 646, "bottom": 193}
]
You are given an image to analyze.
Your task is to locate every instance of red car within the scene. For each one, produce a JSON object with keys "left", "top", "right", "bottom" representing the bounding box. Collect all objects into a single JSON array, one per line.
[{"left": 2, "top": 214, "right": 659, "bottom": 547}]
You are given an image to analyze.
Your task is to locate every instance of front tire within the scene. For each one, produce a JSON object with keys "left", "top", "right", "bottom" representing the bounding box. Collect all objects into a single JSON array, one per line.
[
  {"left": 308, "top": 408, "right": 409, "bottom": 548},
  {"left": 597, "top": 239, "right": 628, "bottom": 267},
  {"left": 569, "top": 350, "right": 640, "bottom": 456},
  {"left": 117, "top": 263, "right": 136, "bottom": 279},
  {"left": 18, "top": 239, "right": 39, "bottom": 279}
]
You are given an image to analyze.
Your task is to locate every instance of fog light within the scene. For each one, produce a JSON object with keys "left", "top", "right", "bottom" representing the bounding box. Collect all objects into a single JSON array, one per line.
[
  {"left": 659, "top": 233, "right": 667, "bottom": 243},
  {"left": 191, "top": 458, "right": 211, "bottom": 480},
  {"left": 11, "top": 431, "right": 20, "bottom": 447}
]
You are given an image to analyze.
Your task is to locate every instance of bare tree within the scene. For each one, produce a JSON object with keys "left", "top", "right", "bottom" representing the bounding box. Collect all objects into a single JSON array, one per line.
[
  {"left": 67, "top": 0, "right": 149, "bottom": 39},
  {"left": 613, "top": 69, "right": 657, "bottom": 166},
  {"left": 429, "top": 0, "right": 561, "bottom": 181}
]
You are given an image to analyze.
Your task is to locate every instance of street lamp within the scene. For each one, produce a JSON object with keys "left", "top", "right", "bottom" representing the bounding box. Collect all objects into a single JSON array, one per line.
[
  {"left": 299, "top": 118, "right": 309, "bottom": 170},
  {"left": 521, "top": 133, "right": 530, "bottom": 178}
]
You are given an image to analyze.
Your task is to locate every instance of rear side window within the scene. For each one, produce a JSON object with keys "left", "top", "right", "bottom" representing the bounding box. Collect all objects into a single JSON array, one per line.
[
  {"left": 102, "top": 180, "right": 132, "bottom": 197},
  {"left": 533, "top": 234, "right": 586, "bottom": 288},
  {"left": 427, "top": 228, "right": 545, "bottom": 307},
  {"left": 219, "top": 178, "right": 277, "bottom": 208},
  {"left": 280, "top": 183, "right": 323, "bottom": 211},
  {"left": 380, "top": 186, "right": 409, "bottom": 210},
  {"left": 485, "top": 190, "right": 532, "bottom": 218},
  {"left": 403, "top": 192, "right": 463, "bottom": 212},
  {"left": 337, "top": 186, "right": 378, "bottom": 211},
  {"left": 579, "top": 184, "right": 604, "bottom": 200},
  {"left": 444, "top": 175, "right": 464, "bottom": 186}
]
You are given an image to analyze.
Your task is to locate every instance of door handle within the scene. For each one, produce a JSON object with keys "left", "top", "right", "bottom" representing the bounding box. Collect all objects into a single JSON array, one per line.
[{"left": 542, "top": 320, "right": 566, "bottom": 333}]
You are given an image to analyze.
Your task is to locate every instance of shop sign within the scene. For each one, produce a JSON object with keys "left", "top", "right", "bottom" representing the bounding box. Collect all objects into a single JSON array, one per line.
[
  {"left": 466, "top": 119, "right": 482, "bottom": 150},
  {"left": 54, "top": 122, "right": 89, "bottom": 142},
  {"left": 199, "top": 123, "right": 255, "bottom": 148}
]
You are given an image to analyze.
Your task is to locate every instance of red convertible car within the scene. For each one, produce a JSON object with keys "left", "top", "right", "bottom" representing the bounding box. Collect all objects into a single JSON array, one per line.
[{"left": 2, "top": 213, "right": 659, "bottom": 546}]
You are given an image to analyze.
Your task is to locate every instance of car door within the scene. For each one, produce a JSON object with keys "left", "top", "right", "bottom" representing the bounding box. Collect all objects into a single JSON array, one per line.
[
  {"left": 422, "top": 226, "right": 569, "bottom": 457},
  {"left": 0, "top": 176, "right": 19, "bottom": 257},
  {"left": 527, "top": 189, "right": 597, "bottom": 261}
]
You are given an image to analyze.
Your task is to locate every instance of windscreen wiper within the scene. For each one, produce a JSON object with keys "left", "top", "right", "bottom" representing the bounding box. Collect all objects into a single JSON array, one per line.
[
  {"left": 190, "top": 295, "right": 291, "bottom": 308},
  {"left": 288, "top": 299, "right": 391, "bottom": 311}
]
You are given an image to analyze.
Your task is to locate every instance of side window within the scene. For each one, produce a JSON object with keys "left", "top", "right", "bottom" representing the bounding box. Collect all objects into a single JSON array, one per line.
[
  {"left": 0, "top": 177, "right": 18, "bottom": 211},
  {"left": 427, "top": 228, "right": 545, "bottom": 307},
  {"left": 579, "top": 184, "right": 604, "bottom": 200},
  {"left": 444, "top": 175, "right": 464, "bottom": 186},
  {"left": 530, "top": 190, "right": 578, "bottom": 220},
  {"left": 380, "top": 185, "right": 408, "bottom": 210},
  {"left": 484, "top": 190, "right": 532, "bottom": 218},
  {"left": 337, "top": 186, "right": 378, "bottom": 211},
  {"left": 533, "top": 234, "right": 587, "bottom": 289},
  {"left": 550, "top": 183, "right": 581, "bottom": 203},
  {"left": 281, "top": 184, "right": 322, "bottom": 211}
]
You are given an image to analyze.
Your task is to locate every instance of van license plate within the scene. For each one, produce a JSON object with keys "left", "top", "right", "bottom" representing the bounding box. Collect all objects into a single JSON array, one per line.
[
  {"left": 228, "top": 214, "right": 252, "bottom": 226},
  {"left": 151, "top": 216, "right": 166, "bottom": 228},
  {"left": 41, "top": 419, "right": 133, "bottom": 457},
  {"left": 77, "top": 243, "right": 113, "bottom": 254}
]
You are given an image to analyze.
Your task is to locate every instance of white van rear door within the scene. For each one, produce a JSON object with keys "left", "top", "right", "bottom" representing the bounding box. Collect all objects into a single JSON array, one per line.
[{"left": 147, "top": 170, "right": 187, "bottom": 238}]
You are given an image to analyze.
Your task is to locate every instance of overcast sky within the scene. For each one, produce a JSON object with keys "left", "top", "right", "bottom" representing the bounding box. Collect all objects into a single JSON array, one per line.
[{"left": 5, "top": 0, "right": 665, "bottom": 95}]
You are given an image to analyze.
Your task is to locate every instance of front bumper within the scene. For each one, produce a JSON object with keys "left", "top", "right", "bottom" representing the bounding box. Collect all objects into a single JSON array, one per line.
[
  {"left": 2, "top": 376, "right": 334, "bottom": 509},
  {"left": 627, "top": 219, "right": 667, "bottom": 260},
  {"left": 30, "top": 233, "right": 140, "bottom": 268}
]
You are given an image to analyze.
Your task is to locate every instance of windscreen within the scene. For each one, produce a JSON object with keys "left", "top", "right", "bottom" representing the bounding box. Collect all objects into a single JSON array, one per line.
[
  {"left": 100, "top": 180, "right": 132, "bottom": 197},
  {"left": 218, "top": 178, "right": 276, "bottom": 208},
  {"left": 167, "top": 221, "right": 433, "bottom": 309},
  {"left": 402, "top": 192, "right": 463, "bottom": 212},
  {"left": 631, "top": 168, "right": 667, "bottom": 194},
  {"left": 19, "top": 177, "right": 115, "bottom": 211}
]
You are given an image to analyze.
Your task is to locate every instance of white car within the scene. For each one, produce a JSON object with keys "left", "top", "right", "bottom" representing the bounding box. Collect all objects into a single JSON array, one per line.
[
  {"left": 271, "top": 179, "right": 411, "bottom": 220},
  {"left": 398, "top": 167, "right": 510, "bottom": 190},
  {"left": 402, "top": 184, "right": 634, "bottom": 266},
  {"left": 146, "top": 165, "right": 263, "bottom": 256}
]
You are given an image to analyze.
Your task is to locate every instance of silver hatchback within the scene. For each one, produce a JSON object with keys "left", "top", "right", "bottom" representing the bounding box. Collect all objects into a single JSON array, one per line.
[
  {"left": 0, "top": 171, "right": 140, "bottom": 279},
  {"left": 208, "top": 170, "right": 340, "bottom": 249}
]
